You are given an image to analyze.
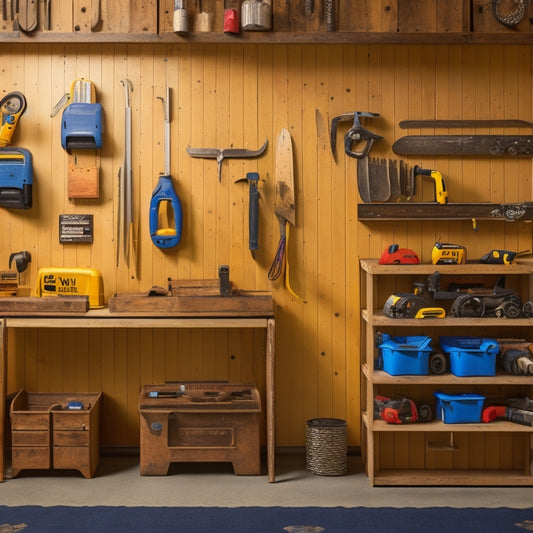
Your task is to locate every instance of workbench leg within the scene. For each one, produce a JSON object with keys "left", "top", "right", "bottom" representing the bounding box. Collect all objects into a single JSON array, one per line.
[
  {"left": 0, "top": 319, "right": 6, "bottom": 482},
  {"left": 266, "top": 318, "right": 275, "bottom": 482}
]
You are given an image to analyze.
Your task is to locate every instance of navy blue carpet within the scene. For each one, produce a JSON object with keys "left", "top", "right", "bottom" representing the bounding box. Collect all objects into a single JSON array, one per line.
[{"left": 0, "top": 506, "right": 533, "bottom": 532}]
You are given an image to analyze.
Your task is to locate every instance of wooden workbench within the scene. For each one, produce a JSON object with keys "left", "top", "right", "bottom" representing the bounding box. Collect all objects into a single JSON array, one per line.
[{"left": 0, "top": 309, "right": 276, "bottom": 482}]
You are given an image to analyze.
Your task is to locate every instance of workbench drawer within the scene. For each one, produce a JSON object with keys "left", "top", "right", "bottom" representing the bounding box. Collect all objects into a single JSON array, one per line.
[
  {"left": 53, "top": 430, "right": 90, "bottom": 447},
  {"left": 11, "top": 430, "right": 50, "bottom": 447},
  {"left": 53, "top": 447, "right": 90, "bottom": 471},
  {"left": 11, "top": 412, "right": 50, "bottom": 431},
  {"left": 11, "top": 447, "right": 51, "bottom": 470},
  {"left": 53, "top": 413, "right": 92, "bottom": 431}
]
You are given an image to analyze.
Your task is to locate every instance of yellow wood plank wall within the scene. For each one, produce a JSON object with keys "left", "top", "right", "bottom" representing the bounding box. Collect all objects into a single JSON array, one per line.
[{"left": 3, "top": 43, "right": 532, "bottom": 449}]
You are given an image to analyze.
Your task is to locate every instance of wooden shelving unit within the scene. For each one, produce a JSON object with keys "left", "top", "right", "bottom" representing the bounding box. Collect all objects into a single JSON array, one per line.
[{"left": 360, "top": 258, "right": 533, "bottom": 486}]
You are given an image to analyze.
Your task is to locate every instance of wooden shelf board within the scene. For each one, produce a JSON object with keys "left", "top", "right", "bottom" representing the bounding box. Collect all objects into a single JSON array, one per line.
[
  {"left": 362, "top": 364, "right": 533, "bottom": 385},
  {"left": 373, "top": 469, "right": 533, "bottom": 486},
  {"left": 3, "top": 311, "right": 271, "bottom": 329},
  {"left": 358, "top": 202, "right": 533, "bottom": 222},
  {"left": 362, "top": 309, "right": 533, "bottom": 327},
  {"left": 363, "top": 412, "right": 533, "bottom": 433},
  {"left": 360, "top": 258, "right": 533, "bottom": 275},
  {"left": 1, "top": 31, "right": 532, "bottom": 45}
]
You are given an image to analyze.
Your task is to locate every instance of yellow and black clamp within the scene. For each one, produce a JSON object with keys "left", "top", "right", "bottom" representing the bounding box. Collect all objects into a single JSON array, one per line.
[
  {"left": 480, "top": 249, "right": 531, "bottom": 265},
  {"left": 0, "top": 91, "right": 27, "bottom": 147}
]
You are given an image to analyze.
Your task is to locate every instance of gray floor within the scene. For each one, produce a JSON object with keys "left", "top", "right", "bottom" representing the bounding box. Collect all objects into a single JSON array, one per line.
[{"left": 1, "top": 453, "right": 533, "bottom": 508}]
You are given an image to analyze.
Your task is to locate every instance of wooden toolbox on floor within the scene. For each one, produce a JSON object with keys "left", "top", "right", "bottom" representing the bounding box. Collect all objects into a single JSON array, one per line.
[
  {"left": 139, "top": 382, "right": 261, "bottom": 476},
  {"left": 10, "top": 390, "right": 102, "bottom": 478}
]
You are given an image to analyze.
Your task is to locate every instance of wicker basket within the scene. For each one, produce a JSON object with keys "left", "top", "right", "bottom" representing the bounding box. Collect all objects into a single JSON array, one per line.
[{"left": 305, "top": 418, "right": 347, "bottom": 476}]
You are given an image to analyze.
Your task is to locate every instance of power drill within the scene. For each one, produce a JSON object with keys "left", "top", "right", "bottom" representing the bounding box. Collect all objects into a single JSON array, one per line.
[{"left": 412, "top": 165, "right": 448, "bottom": 204}]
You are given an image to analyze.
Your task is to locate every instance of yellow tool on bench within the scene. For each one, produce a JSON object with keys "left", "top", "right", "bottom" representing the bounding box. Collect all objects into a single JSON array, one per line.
[{"left": 34, "top": 267, "right": 104, "bottom": 308}]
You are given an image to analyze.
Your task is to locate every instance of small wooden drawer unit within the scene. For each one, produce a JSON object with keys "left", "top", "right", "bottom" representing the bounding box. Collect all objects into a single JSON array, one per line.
[{"left": 10, "top": 390, "right": 102, "bottom": 478}]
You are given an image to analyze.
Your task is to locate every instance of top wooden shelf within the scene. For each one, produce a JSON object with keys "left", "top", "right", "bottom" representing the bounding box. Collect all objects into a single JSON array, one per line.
[
  {"left": 1, "top": 31, "right": 532, "bottom": 45},
  {"left": 360, "top": 258, "right": 533, "bottom": 275}
]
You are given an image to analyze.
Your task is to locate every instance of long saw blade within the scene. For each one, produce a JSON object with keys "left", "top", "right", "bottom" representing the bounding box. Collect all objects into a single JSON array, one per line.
[{"left": 393, "top": 135, "right": 533, "bottom": 156}]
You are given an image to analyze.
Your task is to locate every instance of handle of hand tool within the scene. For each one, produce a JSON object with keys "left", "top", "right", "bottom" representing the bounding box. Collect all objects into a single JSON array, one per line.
[
  {"left": 268, "top": 235, "right": 285, "bottom": 281},
  {"left": 284, "top": 224, "right": 306, "bottom": 303},
  {"left": 249, "top": 179, "right": 259, "bottom": 252}
]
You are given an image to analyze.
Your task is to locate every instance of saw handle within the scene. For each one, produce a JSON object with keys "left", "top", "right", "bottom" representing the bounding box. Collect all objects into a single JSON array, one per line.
[
  {"left": 345, "top": 113, "right": 383, "bottom": 159},
  {"left": 344, "top": 133, "right": 380, "bottom": 159},
  {"left": 149, "top": 175, "right": 183, "bottom": 249}
]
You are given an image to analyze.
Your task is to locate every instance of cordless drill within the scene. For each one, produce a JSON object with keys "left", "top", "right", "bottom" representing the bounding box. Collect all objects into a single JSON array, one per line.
[{"left": 412, "top": 165, "right": 448, "bottom": 204}]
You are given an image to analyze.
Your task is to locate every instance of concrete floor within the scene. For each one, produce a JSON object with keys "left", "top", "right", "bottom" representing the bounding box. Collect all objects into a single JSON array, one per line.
[{"left": 1, "top": 453, "right": 533, "bottom": 508}]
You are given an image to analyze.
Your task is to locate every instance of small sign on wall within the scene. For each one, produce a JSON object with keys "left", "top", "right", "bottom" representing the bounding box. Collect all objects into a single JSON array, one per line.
[{"left": 59, "top": 214, "right": 94, "bottom": 244}]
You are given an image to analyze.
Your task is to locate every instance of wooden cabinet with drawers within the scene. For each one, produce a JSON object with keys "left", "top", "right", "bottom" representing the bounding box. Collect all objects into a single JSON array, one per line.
[{"left": 10, "top": 390, "right": 102, "bottom": 479}]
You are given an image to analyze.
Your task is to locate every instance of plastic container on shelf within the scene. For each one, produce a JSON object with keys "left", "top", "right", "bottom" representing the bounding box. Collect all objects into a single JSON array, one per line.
[
  {"left": 439, "top": 336, "right": 498, "bottom": 377},
  {"left": 378, "top": 333, "right": 432, "bottom": 376},
  {"left": 434, "top": 391, "right": 485, "bottom": 423}
]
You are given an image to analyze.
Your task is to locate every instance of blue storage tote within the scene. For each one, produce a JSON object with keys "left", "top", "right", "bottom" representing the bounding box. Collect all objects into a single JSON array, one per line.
[
  {"left": 378, "top": 333, "right": 432, "bottom": 376},
  {"left": 438, "top": 336, "right": 498, "bottom": 377},
  {"left": 434, "top": 392, "right": 485, "bottom": 423}
]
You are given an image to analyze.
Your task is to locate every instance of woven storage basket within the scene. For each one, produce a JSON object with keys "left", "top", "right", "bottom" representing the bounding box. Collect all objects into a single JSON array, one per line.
[{"left": 305, "top": 418, "right": 347, "bottom": 476}]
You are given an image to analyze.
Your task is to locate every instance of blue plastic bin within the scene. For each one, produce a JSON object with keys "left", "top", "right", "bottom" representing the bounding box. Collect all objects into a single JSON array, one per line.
[
  {"left": 439, "top": 336, "right": 498, "bottom": 377},
  {"left": 434, "top": 391, "right": 485, "bottom": 423},
  {"left": 378, "top": 333, "right": 432, "bottom": 376}
]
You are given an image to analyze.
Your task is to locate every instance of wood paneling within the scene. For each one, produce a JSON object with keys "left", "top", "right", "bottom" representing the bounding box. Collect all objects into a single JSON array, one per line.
[{"left": 3, "top": 43, "right": 533, "bottom": 450}]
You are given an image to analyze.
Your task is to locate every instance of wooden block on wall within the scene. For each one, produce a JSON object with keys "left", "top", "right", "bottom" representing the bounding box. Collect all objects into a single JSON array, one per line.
[
  {"left": 398, "top": 0, "right": 469, "bottom": 32},
  {"left": 129, "top": 0, "right": 158, "bottom": 33},
  {"left": 339, "top": 0, "right": 398, "bottom": 32},
  {"left": 68, "top": 151, "right": 100, "bottom": 199}
]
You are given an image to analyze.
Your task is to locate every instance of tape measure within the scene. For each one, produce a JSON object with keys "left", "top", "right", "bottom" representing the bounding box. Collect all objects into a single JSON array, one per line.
[{"left": 431, "top": 242, "right": 466, "bottom": 265}]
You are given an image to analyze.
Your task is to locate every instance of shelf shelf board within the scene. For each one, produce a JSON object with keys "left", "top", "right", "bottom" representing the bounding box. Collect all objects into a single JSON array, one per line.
[
  {"left": 1, "top": 31, "right": 532, "bottom": 45},
  {"left": 360, "top": 258, "right": 533, "bottom": 275},
  {"left": 372, "top": 469, "right": 533, "bottom": 486},
  {"left": 362, "top": 364, "right": 533, "bottom": 385},
  {"left": 362, "top": 309, "right": 533, "bottom": 327},
  {"left": 358, "top": 202, "right": 533, "bottom": 222},
  {"left": 363, "top": 412, "right": 533, "bottom": 433}
]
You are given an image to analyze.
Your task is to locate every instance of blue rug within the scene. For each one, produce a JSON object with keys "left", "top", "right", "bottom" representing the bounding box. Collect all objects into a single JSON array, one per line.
[{"left": 0, "top": 506, "right": 532, "bottom": 532}]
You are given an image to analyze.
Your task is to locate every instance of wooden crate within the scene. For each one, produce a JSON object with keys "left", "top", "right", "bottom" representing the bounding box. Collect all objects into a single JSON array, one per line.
[
  {"left": 10, "top": 390, "right": 102, "bottom": 478},
  {"left": 139, "top": 382, "right": 262, "bottom": 476}
]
